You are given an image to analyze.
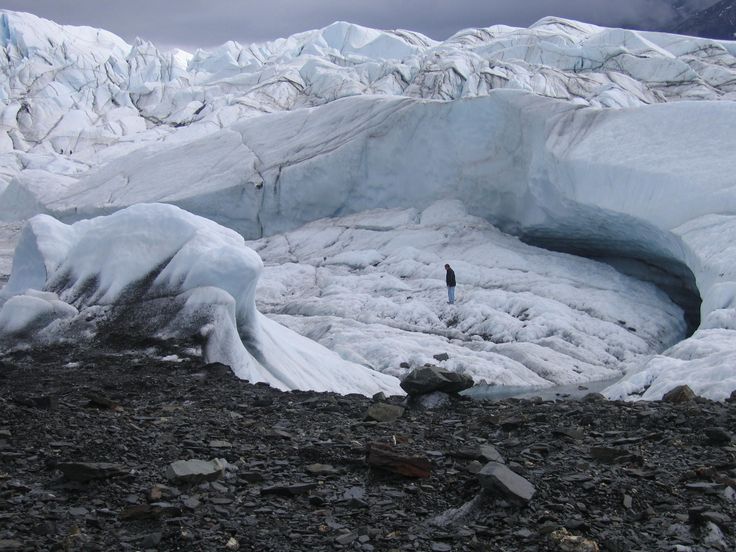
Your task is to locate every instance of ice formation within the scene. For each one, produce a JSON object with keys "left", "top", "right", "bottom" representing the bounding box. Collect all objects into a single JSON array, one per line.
[
  {"left": 249, "top": 202, "right": 685, "bottom": 388},
  {"left": 1, "top": 10, "right": 736, "bottom": 399},
  {"left": 0, "top": 204, "right": 402, "bottom": 396}
]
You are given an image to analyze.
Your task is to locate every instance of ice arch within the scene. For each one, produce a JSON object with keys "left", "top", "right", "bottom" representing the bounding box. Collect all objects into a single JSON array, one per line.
[{"left": 42, "top": 90, "right": 736, "bottom": 399}]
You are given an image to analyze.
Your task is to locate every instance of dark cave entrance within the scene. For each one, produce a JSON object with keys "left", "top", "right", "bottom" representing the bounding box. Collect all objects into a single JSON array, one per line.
[{"left": 520, "top": 233, "right": 702, "bottom": 337}]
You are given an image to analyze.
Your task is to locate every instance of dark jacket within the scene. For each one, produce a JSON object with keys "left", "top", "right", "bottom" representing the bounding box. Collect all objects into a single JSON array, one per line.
[{"left": 446, "top": 268, "right": 456, "bottom": 287}]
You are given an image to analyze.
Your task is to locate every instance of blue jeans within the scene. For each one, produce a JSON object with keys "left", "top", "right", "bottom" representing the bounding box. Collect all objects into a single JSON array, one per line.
[{"left": 447, "top": 286, "right": 455, "bottom": 304}]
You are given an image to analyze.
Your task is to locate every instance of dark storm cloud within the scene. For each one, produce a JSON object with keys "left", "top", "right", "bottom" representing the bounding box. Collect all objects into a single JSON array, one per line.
[{"left": 0, "top": 1, "right": 716, "bottom": 49}]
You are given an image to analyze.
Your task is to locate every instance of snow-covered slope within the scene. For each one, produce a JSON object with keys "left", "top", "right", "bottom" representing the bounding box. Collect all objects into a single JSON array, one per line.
[
  {"left": 1, "top": 10, "right": 736, "bottom": 399},
  {"left": 0, "top": 204, "right": 401, "bottom": 396}
]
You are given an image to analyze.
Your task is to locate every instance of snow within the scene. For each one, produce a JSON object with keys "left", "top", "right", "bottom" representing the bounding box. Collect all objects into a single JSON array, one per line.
[
  {"left": 0, "top": 204, "right": 402, "bottom": 396},
  {"left": 0, "top": 10, "right": 735, "bottom": 399}
]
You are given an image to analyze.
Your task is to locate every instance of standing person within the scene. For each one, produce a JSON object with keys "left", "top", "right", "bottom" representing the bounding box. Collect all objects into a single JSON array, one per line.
[{"left": 445, "top": 264, "right": 456, "bottom": 304}]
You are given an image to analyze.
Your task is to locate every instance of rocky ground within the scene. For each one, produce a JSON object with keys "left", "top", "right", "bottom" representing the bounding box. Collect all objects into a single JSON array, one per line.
[{"left": 0, "top": 339, "right": 735, "bottom": 552}]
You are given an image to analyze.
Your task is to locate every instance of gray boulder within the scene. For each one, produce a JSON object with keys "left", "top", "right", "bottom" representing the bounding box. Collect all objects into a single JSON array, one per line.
[
  {"left": 166, "top": 458, "right": 226, "bottom": 484},
  {"left": 400, "top": 365, "right": 473, "bottom": 396},
  {"left": 662, "top": 385, "right": 696, "bottom": 403}
]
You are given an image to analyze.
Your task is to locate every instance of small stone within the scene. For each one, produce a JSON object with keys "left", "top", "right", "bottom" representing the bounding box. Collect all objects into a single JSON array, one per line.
[
  {"left": 183, "top": 497, "right": 200, "bottom": 509},
  {"left": 15, "top": 395, "right": 57, "bottom": 409},
  {"left": 365, "top": 403, "right": 405, "bottom": 422},
  {"left": 431, "top": 543, "right": 451, "bottom": 552},
  {"left": 209, "top": 440, "right": 233, "bottom": 448},
  {"left": 704, "top": 427, "right": 733, "bottom": 445},
  {"left": 479, "top": 444, "right": 505, "bottom": 464},
  {"left": 589, "top": 447, "right": 631, "bottom": 463},
  {"left": 467, "top": 460, "right": 483, "bottom": 474},
  {"left": 58, "top": 462, "right": 128, "bottom": 482},
  {"left": 553, "top": 427, "right": 585, "bottom": 441},
  {"left": 305, "top": 463, "right": 337, "bottom": 475},
  {"left": 335, "top": 532, "right": 358, "bottom": 545},
  {"left": 478, "top": 461, "right": 536, "bottom": 504},
  {"left": 342, "top": 486, "right": 365, "bottom": 500},
  {"left": 260, "top": 483, "right": 317, "bottom": 497},
  {"left": 412, "top": 391, "right": 450, "bottom": 409},
  {"left": 148, "top": 484, "right": 179, "bottom": 501},
  {"left": 120, "top": 502, "right": 181, "bottom": 521},
  {"left": 661, "top": 385, "right": 695, "bottom": 403},
  {"left": 433, "top": 353, "right": 449, "bottom": 362},
  {"left": 703, "top": 521, "right": 728, "bottom": 551},
  {"left": 550, "top": 528, "right": 600, "bottom": 552},
  {"left": 581, "top": 393, "right": 606, "bottom": 403},
  {"left": 199, "top": 362, "right": 233, "bottom": 379},
  {"left": 372, "top": 392, "right": 387, "bottom": 402},
  {"left": 225, "top": 537, "right": 239, "bottom": 550},
  {"left": 140, "top": 533, "right": 162, "bottom": 548},
  {"left": 211, "top": 481, "right": 228, "bottom": 493},
  {"left": 84, "top": 392, "right": 122, "bottom": 411}
]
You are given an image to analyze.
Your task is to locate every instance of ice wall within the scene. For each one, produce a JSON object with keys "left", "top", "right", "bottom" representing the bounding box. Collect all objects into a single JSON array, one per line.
[{"left": 40, "top": 90, "right": 736, "bottom": 399}]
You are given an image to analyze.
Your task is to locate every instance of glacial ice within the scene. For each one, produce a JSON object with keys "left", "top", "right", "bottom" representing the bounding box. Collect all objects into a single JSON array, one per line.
[{"left": 1, "top": 10, "right": 736, "bottom": 399}]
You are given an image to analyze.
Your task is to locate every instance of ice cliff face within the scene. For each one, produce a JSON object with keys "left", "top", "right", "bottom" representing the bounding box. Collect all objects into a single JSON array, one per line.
[{"left": 1, "top": 10, "right": 736, "bottom": 399}]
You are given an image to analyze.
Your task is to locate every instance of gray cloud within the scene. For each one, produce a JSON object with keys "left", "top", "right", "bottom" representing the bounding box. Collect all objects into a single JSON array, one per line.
[{"left": 0, "top": 0, "right": 718, "bottom": 50}]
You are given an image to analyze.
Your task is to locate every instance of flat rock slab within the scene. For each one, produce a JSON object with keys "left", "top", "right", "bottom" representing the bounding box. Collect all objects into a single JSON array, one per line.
[
  {"left": 57, "top": 462, "right": 128, "bottom": 482},
  {"left": 366, "top": 443, "right": 431, "bottom": 478},
  {"left": 478, "top": 461, "right": 536, "bottom": 504},
  {"left": 260, "top": 483, "right": 317, "bottom": 497},
  {"left": 365, "top": 403, "right": 405, "bottom": 422},
  {"left": 119, "top": 502, "right": 181, "bottom": 521},
  {"left": 305, "top": 463, "right": 339, "bottom": 475},
  {"left": 84, "top": 392, "right": 122, "bottom": 410},
  {"left": 166, "top": 458, "right": 226, "bottom": 484},
  {"left": 14, "top": 396, "right": 57, "bottom": 409},
  {"left": 590, "top": 447, "right": 638, "bottom": 464}
]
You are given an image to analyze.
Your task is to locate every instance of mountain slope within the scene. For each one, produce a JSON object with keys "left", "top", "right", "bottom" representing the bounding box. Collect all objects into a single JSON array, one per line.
[{"left": 671, "top": 0, "right": 736, "bottom": 39}]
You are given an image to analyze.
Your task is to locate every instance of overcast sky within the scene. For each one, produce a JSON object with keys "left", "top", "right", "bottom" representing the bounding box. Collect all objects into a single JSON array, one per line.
[{"left": 0, "top": 1, "right": 718, "bottom": 50}]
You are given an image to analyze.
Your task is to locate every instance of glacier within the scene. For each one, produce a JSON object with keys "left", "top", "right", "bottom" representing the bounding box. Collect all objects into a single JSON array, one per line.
[{"left": 0, "top": 9, "right": 736, "bottom": 399}]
